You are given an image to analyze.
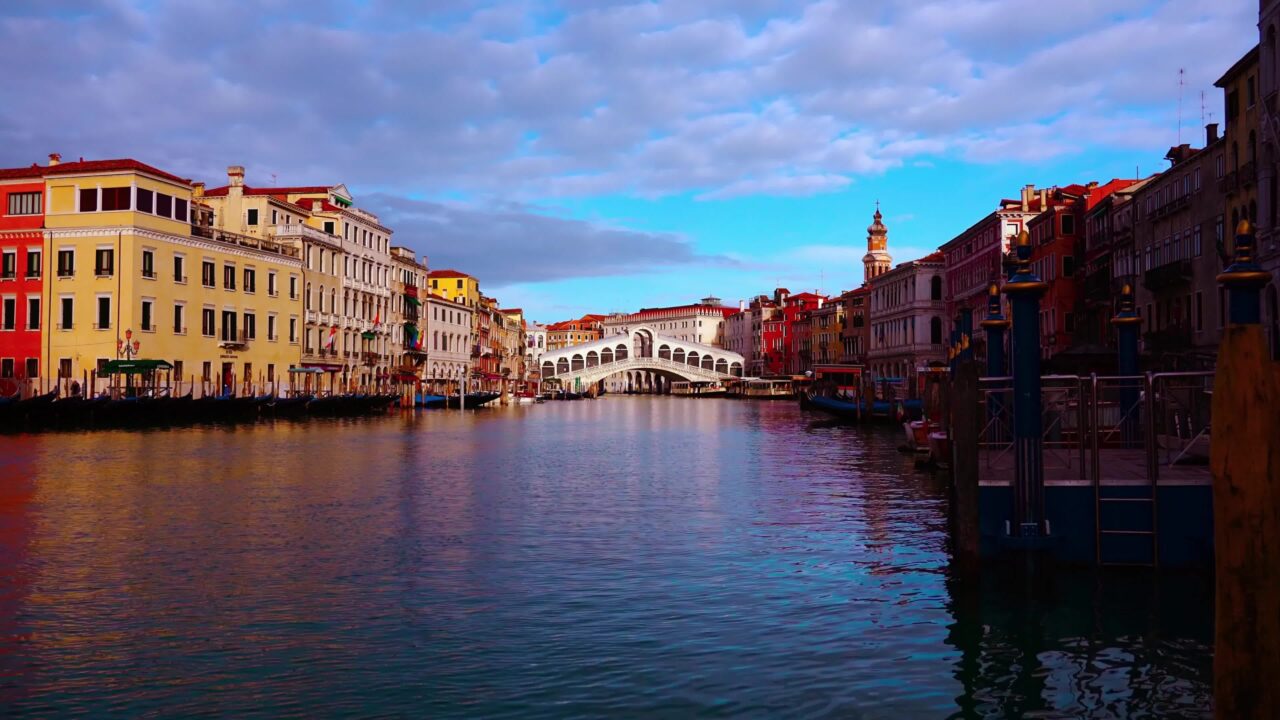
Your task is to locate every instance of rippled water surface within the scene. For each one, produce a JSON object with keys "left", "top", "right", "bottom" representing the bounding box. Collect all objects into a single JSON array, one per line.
[{"left": 0, "top": 397, "right": 1212, "bottom": 717}]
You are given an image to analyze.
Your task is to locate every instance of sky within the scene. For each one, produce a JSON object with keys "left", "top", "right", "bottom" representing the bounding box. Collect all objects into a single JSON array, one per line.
[{"left": 0, "top": 0, "right": 1259, "bottom": 323}]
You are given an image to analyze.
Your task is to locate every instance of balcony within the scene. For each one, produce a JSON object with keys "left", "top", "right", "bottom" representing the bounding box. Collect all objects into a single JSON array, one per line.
[
  {"left": 1241, "top": 160, "right": 1257, "bottom": 187},
  {"left": 1142, "top": 259, "right": 1193, "bottom": 292},
  {"left": 1144, "top": 324, "right": 1194, "bottom": 354},
  {"left": 1218, "top": 171, "right": 1240, "bottom": 195},
  {"left": 273, "top": 223, "right": 340, "bottom": 247},
  {"left": 191, "top": 225, "right": 300, "bottom": 259},
  {"left": 1083, "top": 270, "right": 1112, "bottom": 303}
]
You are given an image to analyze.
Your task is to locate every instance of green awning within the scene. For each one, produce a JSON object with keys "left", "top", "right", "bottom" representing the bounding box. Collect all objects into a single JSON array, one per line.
[
  {"left": 101, "top": 359, "right": 174, "bottom": 375},
  {"left": 404, "top": 295, "right": 421, "bottom": 307},
  {"left": 361, "top": 331, "right": 377, "bottom": 341}
]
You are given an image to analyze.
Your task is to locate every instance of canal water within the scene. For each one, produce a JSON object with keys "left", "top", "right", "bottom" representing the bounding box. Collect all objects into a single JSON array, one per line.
[{"left": 0, "top": 397, "right": 1212, "bottom": 718}]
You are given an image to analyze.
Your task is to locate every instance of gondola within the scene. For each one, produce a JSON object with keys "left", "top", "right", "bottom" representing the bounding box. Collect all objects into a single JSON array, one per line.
[
  {"left": 446, "top": 391, "right": 500, "bottom": 409},
  {"left": 415, "top": 393, "right": 447, "bottom": 409},
  {"left": 267, "top": 394, "right": 313, "bottom": 417}
]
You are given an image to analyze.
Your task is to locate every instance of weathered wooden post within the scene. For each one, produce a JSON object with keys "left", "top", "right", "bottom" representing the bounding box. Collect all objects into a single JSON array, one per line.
[
  {"left": 1003, "top": 230, "right": 1049, "bottom": 539},
  {"left": 1112, "top": 283, "right": 1142, "bottom": 445},
  {"left": 1211, "top": 220, "right": 1280, "bottom": 719},
  {"left": 950, "top": 360, "right": 981, "bottom": 564}
]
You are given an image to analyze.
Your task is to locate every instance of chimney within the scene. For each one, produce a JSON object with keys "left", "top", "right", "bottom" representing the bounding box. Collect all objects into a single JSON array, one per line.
[
  {"left": 739, "top": 299, "right": 746, "bottom": 311},
  {"left": 1206, "top": 122, "right": 1219, "bottom": 144},
  {"left": 192, "top": 182, "right": 205, "bottom": 198},
  {"left": 1039, "top": 188, "right": 1048, "bottom": 209},
  {"left": 47, "top": 153, "right": 61, "bottom": 166},
  {"left": 227, "top": 165, "right": 245, "bottom": 188},
  {"left": 312, "top": 200, "right": 322, "bottom": 212},
  {"left": 1021, "top": 184, "right": 1034, "bottom": 211}
]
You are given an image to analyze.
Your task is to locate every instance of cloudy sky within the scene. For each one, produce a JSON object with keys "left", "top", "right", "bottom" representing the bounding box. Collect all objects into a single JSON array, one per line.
[{"left": 0, "top": 0, "right": 1257, "bottom": 321}]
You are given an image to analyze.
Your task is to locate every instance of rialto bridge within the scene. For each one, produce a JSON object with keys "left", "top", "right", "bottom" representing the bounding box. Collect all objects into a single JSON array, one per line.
[{"left": 539, "top": 326, "right": 745, "bottom": 393}]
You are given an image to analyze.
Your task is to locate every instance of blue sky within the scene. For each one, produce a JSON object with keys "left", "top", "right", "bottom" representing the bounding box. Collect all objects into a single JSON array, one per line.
[{"left": 0, "top": 0, "right": 1257, "bottom": 322}]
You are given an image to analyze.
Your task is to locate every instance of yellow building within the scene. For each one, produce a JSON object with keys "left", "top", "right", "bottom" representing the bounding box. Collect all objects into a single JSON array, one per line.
[
  {"left": 1215, "top": 45, "right": 1260, "bottom": 233},
  {"left": 428, "top": 269, "right": 480, "bottom": 308},
  {"left": 39, "top": 158, "right": 303, "bottom": 395}
]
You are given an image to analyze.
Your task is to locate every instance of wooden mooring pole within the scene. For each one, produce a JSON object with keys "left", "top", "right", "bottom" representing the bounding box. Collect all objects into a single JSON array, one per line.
[
  {"left": 950, "top": 360, "right": 981, "bottom": 565},
  {"left": 1211, "top": 222, "right": 1280, "bottom": 718}
]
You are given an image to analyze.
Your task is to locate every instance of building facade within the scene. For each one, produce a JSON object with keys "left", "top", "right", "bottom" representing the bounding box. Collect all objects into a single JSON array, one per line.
[
  {"left": 601, "top": 298, "right": 733, "bottom": 347},
  {"left": 867, "top": 253, "right": 947, "bottom": 384},
  {"left": 425, "top": 292, "right": 473, "bottom": 393},
  {"left": 390, "top": 246, "right": 429, "bottom": 384},
  {"left": 35, "top": 158, "right": 302, "bottom": 395},
  {"left": 0, "top": 164, "right": 47, "bottom": 395}
]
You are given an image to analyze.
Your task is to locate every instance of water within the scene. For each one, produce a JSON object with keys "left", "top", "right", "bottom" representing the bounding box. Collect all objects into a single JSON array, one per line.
[{"left": 0, "top": 397, "right": 1213, "bottom": 718}]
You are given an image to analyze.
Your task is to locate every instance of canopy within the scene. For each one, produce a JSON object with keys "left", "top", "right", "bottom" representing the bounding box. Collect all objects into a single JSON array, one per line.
[
  {"left": 403, "top": 295, "right": 421, "bottom": 307},
  {"left": 101, "top": 359, "right": 173, "bottom": 375},
  {"left": 288, "top": 367, "right": 327, "bottom": 374}
]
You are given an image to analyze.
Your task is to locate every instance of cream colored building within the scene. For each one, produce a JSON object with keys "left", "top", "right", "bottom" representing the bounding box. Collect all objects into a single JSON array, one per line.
[{"left": 425, "top": 291, "right": 473, "bottom": 393}]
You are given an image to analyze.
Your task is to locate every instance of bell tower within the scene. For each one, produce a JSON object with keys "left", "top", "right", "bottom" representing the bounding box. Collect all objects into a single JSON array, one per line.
[{"left": 863, "top": 202, "right": 892, "bottom": 284}]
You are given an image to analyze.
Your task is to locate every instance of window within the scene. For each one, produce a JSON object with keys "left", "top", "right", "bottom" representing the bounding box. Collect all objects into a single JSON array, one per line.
[
  {"left": 1, "top": 297, "right": 14, "bottom": 330},
  {"left": 1060, "top": 214, "right": 1075, "bottom": 235},
  {"left": 59, "top": 297, "right": 73, "bottom": 329},
  {"left": 1065, "top": 312, "right": 1075, "bottom": 333},
  {"left": 1, "top": 251, "right": 13, "bottom": 279},
  {"left": 96, "top": 296, "right": 111, "bottom": 329},
  {"left": 1195, "top": 292, "right": 1204, "bottom": 331},
  {"left": 0, "top": 359, "right": 11, "bottom": 379},
  {"left": 267, "top": 364, "right": 274, "bottom": 383},
  {"left": 1193, "top": 226, "right": 1202, "bottom": 257},
  {"left": 243, "top": 312, "right": 256, "bottom": 340},
  {"left": 25, "top": 358, "right": 37, "bottom": 378},
  {"left": 1063, "top": 256, "right": 1075, "bottom": 276},
  {"left": 79, "top": 187, "right": 98, "bottom": 212},
  {"left": 141, "top": 249, "right": 155, "bottom": 278},
  {"left": 247, "top": 208, "right": 259, "bottom": 226},
  {"left": 1248, "top": 75, "right": 1257, "bottom": 108},
  {"left": 221, "top": 311, "right": 237, "bottom": 342},
  {"left": 173, "top": 360, "right": 183, "bottom": 380},
  {"left": 223, "top": 264, "right": 236, "bottom": 290},
  {"left": 202, "top": 260, "right": 215, "bottom": 287},
  {"left": 290, "top": 276, "right": 298, "bottom": 299},
  {"left": 323, "top": 221, "right": 335, "bottom": 235},
  {"left": 174, "top": 254, "right": 186, "bottom": 282},
  {"left": 267, "top": 314, "right": 277, "bottom": 341},
  {"left": 271, "top": 209, "right": 278, "bottom": 225},
  {"left": 7, "top": 191, "right": 41, "bottom": 215},
  {"left": 101, "top": 187, "right": 130, "bottom": 211},
  {"left": 289, "top": 317, "right": 298, "bottom": 343},
  {"left": 202, "top": 361, "right": 211, "bottom": 382},
  {"left": 267, "top": 271, "right": 277, "bottom": 297},
  {"left": 27, "top": 297, "right": 38, "bottom": 330},
  {"left": 155, "top": 193, "right": 172, "bottom": 218},
  {"left": 244, "top": 268, "right": 256, "bottom": 294},
  {"left": 202, "top": 308, "right": 215, "bottom": 336},
  {"left": 174, "top": 303, "right": 185, "bottom": 334},
  {"left": 95, "top": 248, "right": 114, "bottom": 276},
  {"left": 25, "top": 249, "right": 40, "bottom": 278},
  {"left": 140, "top": 299, "right": 153, "bottom": 331},
  {"left": 136, "top": 188, "right": 153, "bottom": 213},
  {"left": 175, "top": 198, "right": 188, "bottom": 222}
]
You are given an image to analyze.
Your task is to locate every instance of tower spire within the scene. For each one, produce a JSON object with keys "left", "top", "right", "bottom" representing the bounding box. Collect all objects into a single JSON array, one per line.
[{"left": 863, "top": 204, "right": 892, "bottom": 285}]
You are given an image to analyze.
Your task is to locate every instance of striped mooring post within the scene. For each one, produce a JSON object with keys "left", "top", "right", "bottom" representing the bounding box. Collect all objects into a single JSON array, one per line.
[{"left": 1002, "top": 230, "right": 1049, "bottom": 539}]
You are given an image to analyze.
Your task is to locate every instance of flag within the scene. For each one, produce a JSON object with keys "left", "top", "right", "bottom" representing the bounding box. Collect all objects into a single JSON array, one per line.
[
  {"left": 326, "top": 325, "right": 338, "bottom": 350},
  {"left": 373, "top": 310, "right": 381, "bottom": 327}
]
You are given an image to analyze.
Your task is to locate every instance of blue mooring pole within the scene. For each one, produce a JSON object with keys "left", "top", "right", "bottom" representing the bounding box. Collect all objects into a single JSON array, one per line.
[
  {"left": 1218, "top": 220, "right": 1268, "bottom": 326},
  {"left": 980, "top": 283, "right": 1009, "bottom": 444},
  {"left": 1111, "top": 283, "right": 1142, "bottom": 445},
  {"left": 1003, "top": 230, "right": 1049, "bottom": 538}
]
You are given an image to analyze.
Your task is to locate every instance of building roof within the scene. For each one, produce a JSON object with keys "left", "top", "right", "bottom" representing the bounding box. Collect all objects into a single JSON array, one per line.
[
  {"left": 500, "top": 308, "right": 523, "bottom": 314},
  {"left": 1215, "top": 44, "right": 1260, "bottom": 87},
  {"left": 0, "top": 158, "right": 191, "bottom": 185},
  {"left": 428, "top": 269, "right": 475, "bottom": 279},
  {"left": 203, "top": 184, "right": 333, "bottom": 198}
]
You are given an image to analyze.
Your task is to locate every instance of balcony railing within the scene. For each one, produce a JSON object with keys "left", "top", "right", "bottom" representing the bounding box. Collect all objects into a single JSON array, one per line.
[
  {"left": 1142, "top": 258, "right": 1193, "bottom": 292},
  {"left": 1083, "top": 270, "right": 1112, "bottom": 303},
  {"left": 1219, "top": 171, "right": 1240, "bottom": 194},
  {"left": 191, "top": 225, "right": 300, "bottom": 259},
  {"left": 1241, "top": 160, "right": 1257, "bottom": 187}
]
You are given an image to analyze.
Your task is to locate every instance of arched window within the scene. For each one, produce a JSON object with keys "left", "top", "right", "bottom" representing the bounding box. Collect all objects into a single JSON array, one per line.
[
  {"left": 930, "top": 316, "right": 943, "bottom": 345},
  {"left": 305, "top": 282, "right": 312, "bottom": 310},
  {"left": 1250, "top": 130, "right": 1258, "bottom": 163},
  {"left": 930, "top": 275, "right": 943, "bottom": 301}
]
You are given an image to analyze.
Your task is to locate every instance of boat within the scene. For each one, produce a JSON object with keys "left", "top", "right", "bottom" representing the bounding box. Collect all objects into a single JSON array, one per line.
[
  {"left": 805, "top": 391, "right": 867, "bottom": 419},
  {"left": 671, "top": 381, "right": 728, "bottom": 397},
  {"left": 415, "top": 393, "right": 447, "bottom": 409},
  {"left": 446, "top": 391, "right": 500, "bottom": 409},
  {"left": 904, "top": 419, "right": 933, "bottom": 452},
  {"left": 267, "top": 394, "right": 313, "bottom": 417},
  {"left": 736, "top": 378, "right": 795, "bottom": 399},
  {"left": 927, "top": 430, "right": 951, "bottom": 468}
]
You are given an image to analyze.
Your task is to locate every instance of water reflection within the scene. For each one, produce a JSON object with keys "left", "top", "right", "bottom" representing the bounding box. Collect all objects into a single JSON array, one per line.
[{"left": 0, "top": 398, "right": 1210, "bottom": 717}]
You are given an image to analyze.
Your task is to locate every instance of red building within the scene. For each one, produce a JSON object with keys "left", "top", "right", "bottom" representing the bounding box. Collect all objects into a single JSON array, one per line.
[
  {"left": 939, "top": 185, "right": 1046, "bottom": 359},
  {"left": 0, "top": 165, "right": 47, "bottom": 395},
  {"left": 1027, "top": 180, "right": 1140, "bottom": 359},
  {"left": 781, "top": 291, "right": 825, "bottom": 373}
]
